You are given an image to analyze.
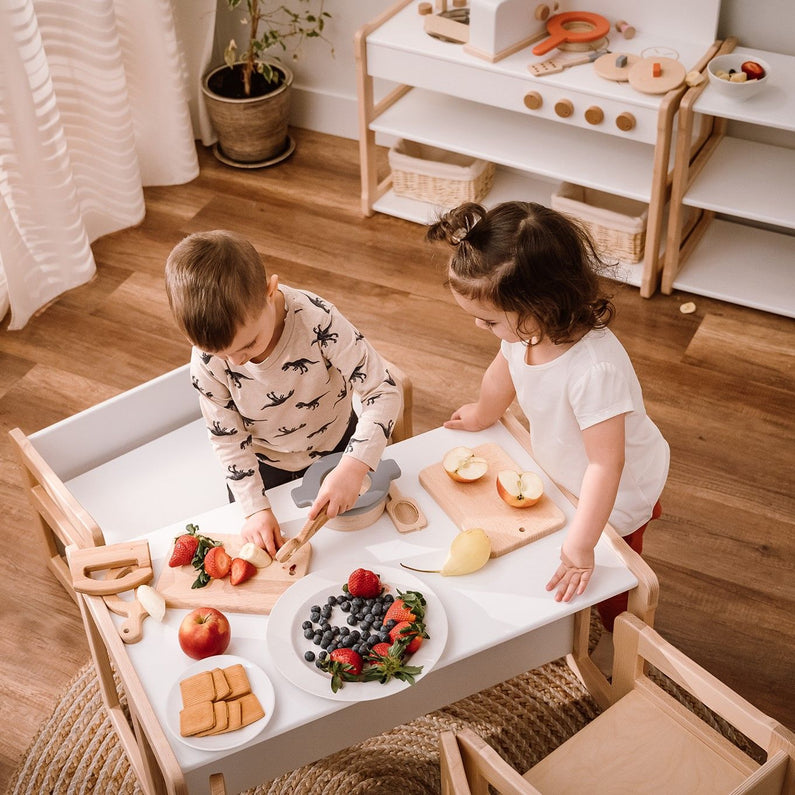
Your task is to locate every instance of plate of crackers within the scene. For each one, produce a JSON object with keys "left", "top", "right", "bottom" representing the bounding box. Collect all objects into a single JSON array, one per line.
[{"left": 166, "top": 654, "right": 275, "bottom": 750}]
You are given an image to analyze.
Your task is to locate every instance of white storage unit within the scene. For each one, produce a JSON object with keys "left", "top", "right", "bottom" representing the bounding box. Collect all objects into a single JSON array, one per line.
[{"left": 356, "top": 0, "right": 721, "bottom": 296}]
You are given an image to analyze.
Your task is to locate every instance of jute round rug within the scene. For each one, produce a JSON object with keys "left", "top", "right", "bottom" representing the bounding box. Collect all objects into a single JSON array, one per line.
[{"left": 8, "top": 656, "right": 599, "bottom": 794}]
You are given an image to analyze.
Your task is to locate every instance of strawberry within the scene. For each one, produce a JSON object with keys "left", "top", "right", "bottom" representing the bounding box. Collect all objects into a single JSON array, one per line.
[
  {"left": 364, "top": 639, "right": 423, "bottom": 685},
  {"left": 203, "top": 546, "right": 232, "bottom": 580},
  {"left": 388, "top": 620, "right": 428, "bottom": 654},
  {"left": 230, "top": 557, "right": 256, "bottom": 586},
  {"left": 369, "top": 642, "right": 393, "bottom": 659},
  {"left": 384, "top": 590, "right": 427, "bottom": 624},
  {"left": 345, "top": 568, "right": 382, "bottom": 599},
  {"left": 168, "top": 534, "right": 199, "bottom": 567},
  {"left": 319, "top": 648, "right": 364, "bottom": 693}
]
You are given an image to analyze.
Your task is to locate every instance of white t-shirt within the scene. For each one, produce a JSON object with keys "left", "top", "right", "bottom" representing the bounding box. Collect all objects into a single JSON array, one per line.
[{"left": 501, "top": 328, "right": 669, "bottom": 535}]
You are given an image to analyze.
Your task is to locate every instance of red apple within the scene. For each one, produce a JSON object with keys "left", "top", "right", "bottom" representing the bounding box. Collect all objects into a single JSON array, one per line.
[
  {"left": 740, "top": 60, "right": 765, "bottom": 80},
  {"left": 178, "top": 607, "right": 231, "bottom": 660},
  {"left": 442, "top": 446, "right": 489, "bottom": 483},
  {"left": 496, "top": 469, "right": 544, "bottom": 508}
]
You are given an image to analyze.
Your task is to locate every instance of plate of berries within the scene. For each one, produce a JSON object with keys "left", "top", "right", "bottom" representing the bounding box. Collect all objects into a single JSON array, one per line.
[{"left": 265, "top": 565, "right": 448, "bottom": 701}]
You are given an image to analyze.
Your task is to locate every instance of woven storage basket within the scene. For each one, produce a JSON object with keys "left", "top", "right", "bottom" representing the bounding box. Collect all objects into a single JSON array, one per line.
[
  {"left": 389, "top": 139, "right": 495, "bottom": 206},
  {"left": 552, "top": 182, "right": 648, "bottom": 263}
]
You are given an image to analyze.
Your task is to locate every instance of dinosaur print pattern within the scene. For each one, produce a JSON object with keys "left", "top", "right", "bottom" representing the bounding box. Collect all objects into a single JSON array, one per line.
[{"left": 190, "top": 285, "right": 402, "bottom": 517}]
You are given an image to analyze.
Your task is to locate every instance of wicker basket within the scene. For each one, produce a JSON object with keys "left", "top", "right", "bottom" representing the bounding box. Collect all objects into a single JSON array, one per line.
[
  {"left": 551, "top": 183, "right": 648, "bottom": 263},
  {"left": 388, "top": 140, "right": 495, "bottom": 206}
]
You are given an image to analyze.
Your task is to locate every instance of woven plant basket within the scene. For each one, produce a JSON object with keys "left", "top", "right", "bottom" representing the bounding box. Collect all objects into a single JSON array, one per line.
[
  {"left": 202, "top": 60, "right": 293, "bottom": 165},
  {"left": 389, "top": 139, "right": 495, "bottom": 206},
  {"left": 552, "top": 182, "right": 648, "bottom": 263}
]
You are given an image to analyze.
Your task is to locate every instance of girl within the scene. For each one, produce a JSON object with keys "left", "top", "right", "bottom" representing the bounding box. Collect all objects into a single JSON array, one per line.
[{"left": 428, "top": 201, "right": 668, "bottom": 671}]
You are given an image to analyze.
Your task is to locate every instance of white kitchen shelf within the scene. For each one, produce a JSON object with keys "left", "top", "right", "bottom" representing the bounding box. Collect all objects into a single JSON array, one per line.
[
  {"left": 370, "top": 88, "right": 667, "bottom": 204},
  {"left": 664, "top": 44, "right": 795, "bottom": 317}
]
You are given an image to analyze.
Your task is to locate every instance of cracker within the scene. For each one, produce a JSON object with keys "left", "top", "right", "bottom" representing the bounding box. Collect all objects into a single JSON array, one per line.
[
  {"left": 236, "top": 692, "right": 265, "bottom": 727},
  {"left": 179, "top": 701, "right": 216, "bottom": 737},
  {"left": 211, "top": 667, "right": 231, "bottom": 700},
  {"left": 196, "top": 700, "right": 230, "bottom": 736},
  {"left": 179, "top": 671, "right": 215, "bottom": 707},
  {"left": 218, "top": 697, "right": 243, "bottom": 733},
  {"left": 223, "top": 663, "right": 251, "bottom": 698}
]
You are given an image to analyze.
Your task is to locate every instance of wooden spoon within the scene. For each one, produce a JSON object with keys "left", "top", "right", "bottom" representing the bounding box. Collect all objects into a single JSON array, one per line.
[{"left": 275, "top": 505, "right": 330, "bottom": 563}]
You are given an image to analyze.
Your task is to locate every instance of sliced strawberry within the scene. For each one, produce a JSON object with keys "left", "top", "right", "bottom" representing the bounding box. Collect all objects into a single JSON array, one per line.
[
  {"left": 230, "top": 557, "right": 256, "bottom": 586},
  {"left": 168, "top": 534, "right": 199, "bottom": 567},
  {"left": 203, "top": 546, "right": 232, "bottom": 580},
  {"left": 319, "top": 648, "right": 364, "bottom": 693},
  {"left": 346, "top": 568, "right": 382, "bottom": 599},
  {"left": 384, "top": 590, "right": 426, "bottom": 624},
  {"left": 388, "top": 620, "right": 427, "bottom": 654}
]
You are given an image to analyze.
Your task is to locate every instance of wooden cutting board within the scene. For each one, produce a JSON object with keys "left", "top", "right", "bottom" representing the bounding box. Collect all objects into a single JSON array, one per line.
[
  {"left": 419, "top": 443, "right": 566, "bottom": 557},
  {"left": 155, "top": 535, "right": 311, "bottom": 614}
]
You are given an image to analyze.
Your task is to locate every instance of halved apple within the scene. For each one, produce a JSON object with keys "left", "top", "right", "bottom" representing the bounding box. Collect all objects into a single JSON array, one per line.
[
  {"left": 442, "top": 446, "right": 489, "bottom": 483},
  {"left": 496, "top": 469, "right": 544, "bottom": 508}
]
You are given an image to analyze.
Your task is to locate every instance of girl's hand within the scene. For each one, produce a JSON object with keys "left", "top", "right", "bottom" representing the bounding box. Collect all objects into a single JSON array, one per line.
[
  {"left": 241, "top": 509, "right": 284, "bottom": 558},
  {"left": 444, "top": 403, "right": 492, "bottom": 431},
  {"left": 546, "top": 542, "right": 595, "bottom": 602}
]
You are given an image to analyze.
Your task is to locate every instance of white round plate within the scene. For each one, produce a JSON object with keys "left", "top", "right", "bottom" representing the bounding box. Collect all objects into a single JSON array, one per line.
[
  {"left": 266, "top": 565, "right": 448, "bottom": 701},
  {"left": 166, "top": 654, "right": 275, "bottom": 750}
]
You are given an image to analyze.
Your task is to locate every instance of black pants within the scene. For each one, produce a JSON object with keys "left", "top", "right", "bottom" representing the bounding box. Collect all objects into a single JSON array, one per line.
[{"left": 227, "top": 411, "right": 358, "bottom": 503}]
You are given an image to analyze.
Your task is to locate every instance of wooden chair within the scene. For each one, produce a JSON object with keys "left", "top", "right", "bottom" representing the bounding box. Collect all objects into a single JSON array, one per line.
[
  {"left": 10, "top": 360, "right": 414, "bottom": 601},
  {"left": 439, "top": 612, "right": 795, "bottom": 795}
]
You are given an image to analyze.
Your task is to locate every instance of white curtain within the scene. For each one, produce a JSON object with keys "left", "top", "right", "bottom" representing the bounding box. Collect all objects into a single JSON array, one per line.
[{"left": 0, "top": 0, "right": 217, "bottom": 330}]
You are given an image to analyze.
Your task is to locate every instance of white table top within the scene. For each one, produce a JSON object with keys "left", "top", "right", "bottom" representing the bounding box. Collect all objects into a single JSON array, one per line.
[{"left": 115, "top": 422, "right": 637, "bottom": 792}]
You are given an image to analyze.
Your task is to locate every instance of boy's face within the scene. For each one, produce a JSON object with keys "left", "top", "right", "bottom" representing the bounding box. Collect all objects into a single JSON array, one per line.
[{"left": 211, "top": 275, "right": 283, "bottom": 366}]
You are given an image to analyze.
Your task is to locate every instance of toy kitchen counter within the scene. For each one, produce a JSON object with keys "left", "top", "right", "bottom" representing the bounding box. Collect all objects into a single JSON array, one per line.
[{"left": 355, "top": 0, "right": 722, "bottom": 297}]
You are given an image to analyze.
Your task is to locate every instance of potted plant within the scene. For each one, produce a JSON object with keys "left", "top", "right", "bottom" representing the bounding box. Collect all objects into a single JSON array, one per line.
[{"left": 202, "top": 0, "right": 331, "bottom": 167}]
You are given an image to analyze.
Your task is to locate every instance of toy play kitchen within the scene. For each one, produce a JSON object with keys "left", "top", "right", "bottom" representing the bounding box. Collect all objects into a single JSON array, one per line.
[{"left": 356, "top": 0, "right": 722, "bottom": 296}]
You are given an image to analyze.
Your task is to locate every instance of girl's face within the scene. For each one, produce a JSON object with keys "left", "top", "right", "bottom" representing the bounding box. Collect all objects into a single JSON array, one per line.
[{"left": 450, "top": 289, "right": 524, "bottom": 343}]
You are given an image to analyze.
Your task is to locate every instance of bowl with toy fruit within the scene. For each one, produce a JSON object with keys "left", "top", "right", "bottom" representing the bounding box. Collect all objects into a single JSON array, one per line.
[{"left": 707, "top": 54, "right": 770, "bottom": 101}]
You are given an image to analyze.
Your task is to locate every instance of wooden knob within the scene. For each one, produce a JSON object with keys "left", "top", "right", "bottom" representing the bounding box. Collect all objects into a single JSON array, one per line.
[
  {"left": 417, "top": 2, "right": 432, "bottom": 13},
  {"left": 524, "top": 91, "right": 543, "bottom": 110},
  {"left": 555, "top": 99, "right": 574, "bottom": 118},
  {"left": 584, "top": 105, "right": 604, "bottom": 125},
  {"left": 616, "top": 111, "right": 636, "bottom": 132},
  {"left": 535, "top": 4, "right": 550, "bottom": 20}
]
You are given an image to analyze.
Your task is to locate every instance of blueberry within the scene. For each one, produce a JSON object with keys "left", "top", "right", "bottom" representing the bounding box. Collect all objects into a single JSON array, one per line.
[
  {"left": 339, "top": 600, "right": 351, "bottom": 612},
  {"left": 303, "top": 627, "right": 314, "bottom": 639},
  {"left": 318, "top": 650, "right": 327, "bottom": 660},
  {"left": 383, "top": 594, "right": 394, "bottom": 603},
  {"left": 315, "top": 659, "right": 325, "bottom": 669},
  {"left": 347, "top": 615, "right": 358, "bottom": 626},
  {"left": 321, "top": 605, "right": 332, "bottom": 618},
  {"left": 368, "top": 634, "right": 380, "bottom": 645},
  {"left": 313, "top": 633, "right": 322, "bottom": 645},
  {"left": 304, "top": 650, "right": 315, "bottom": 662},
  {"left": 302, "top": 620, "right": 313, "bottom": 630},
  {"left": 342, "top": 635, "right": 354, "bottom": 647},
  {"left": 326, "top": 595, "right": 337, "bottom": 606},
  {"left": 385, "top": 619, "right": 397, "bottom": 630}
]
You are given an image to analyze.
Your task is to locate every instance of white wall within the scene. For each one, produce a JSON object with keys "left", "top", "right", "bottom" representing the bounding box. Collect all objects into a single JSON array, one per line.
[{"left": 211, "top": 0, "right": 794, "bottom": 141}]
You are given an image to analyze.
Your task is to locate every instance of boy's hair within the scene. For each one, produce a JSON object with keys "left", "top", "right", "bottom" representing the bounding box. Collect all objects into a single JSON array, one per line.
[
  {"left": 165, "top": 230, "right": 269, "bottom": 351},
  {"left": 427, "top": 201, "right": 615, "bottom": 343}
]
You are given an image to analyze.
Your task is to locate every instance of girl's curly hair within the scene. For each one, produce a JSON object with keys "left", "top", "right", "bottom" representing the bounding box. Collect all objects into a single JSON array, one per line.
[{"left": 427, "top": 201, "right": 615, "bottom": 343}]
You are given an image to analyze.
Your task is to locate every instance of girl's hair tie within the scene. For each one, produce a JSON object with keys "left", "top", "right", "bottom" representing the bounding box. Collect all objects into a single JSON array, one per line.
[{"left": 451, "top": 227, "right": 468, "bottom": 245}]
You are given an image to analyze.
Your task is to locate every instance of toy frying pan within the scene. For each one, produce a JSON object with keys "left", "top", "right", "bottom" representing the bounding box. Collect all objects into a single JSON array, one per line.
[{"left": 532, "top": 11, "right": 610, "bottom": 56}]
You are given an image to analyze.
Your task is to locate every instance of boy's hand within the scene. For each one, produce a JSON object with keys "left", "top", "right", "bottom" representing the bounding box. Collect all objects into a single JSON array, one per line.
[
  {"left": 311, "top": 456, "right": 370, "bottom": 519},
  {"left": 241, "top": 509, "right": 284, "bottom": 558},
  {"left": 546, "top": 541, "right": 595, "bottom": 602}
]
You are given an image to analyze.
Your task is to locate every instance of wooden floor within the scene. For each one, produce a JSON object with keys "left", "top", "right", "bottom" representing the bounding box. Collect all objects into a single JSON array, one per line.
[{"left": 1, "top": 129, "right": 793, "bottom": 789}]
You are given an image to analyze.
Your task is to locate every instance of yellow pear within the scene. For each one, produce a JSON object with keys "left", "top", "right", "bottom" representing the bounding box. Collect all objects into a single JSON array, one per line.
[{"left": 402, "top": 528, "right": 492, "bottom": 576}]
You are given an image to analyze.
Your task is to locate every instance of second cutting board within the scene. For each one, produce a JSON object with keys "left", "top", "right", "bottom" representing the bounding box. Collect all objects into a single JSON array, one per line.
[
  {"left": 419, "top": 443, "right": 566, "bottom": 556},
  {"left": 155, "top": 534, "right": 311, "bottom": 614}
]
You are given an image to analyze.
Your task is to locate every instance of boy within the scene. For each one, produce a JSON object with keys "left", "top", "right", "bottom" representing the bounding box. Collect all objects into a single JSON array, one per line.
[{"left": 165, "top": 230, "right": 402, "bottom": 555}]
